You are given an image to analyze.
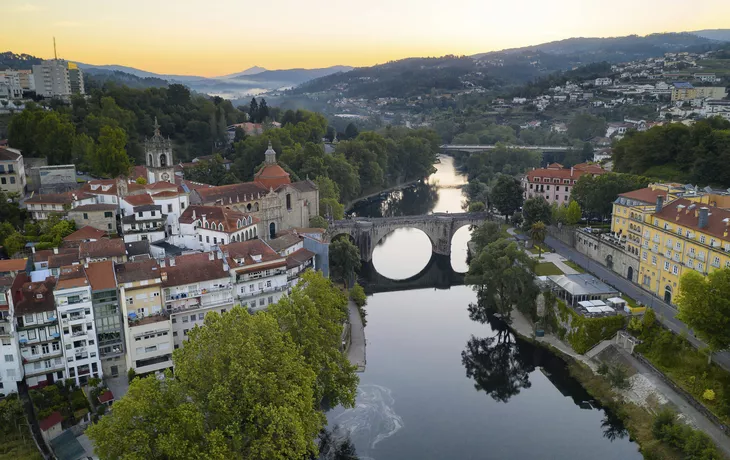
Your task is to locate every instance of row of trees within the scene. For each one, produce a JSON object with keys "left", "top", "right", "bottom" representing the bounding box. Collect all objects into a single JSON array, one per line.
[
  {"left": 613, "top": 117, "right": 730, "bottom": 186},
  {"left": 87, "top": 271, "right": 359, "bottom": 459}
]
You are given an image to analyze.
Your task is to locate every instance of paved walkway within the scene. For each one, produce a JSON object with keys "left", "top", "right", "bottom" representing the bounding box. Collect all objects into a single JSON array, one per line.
[
  {"left": 347, "top": 301, "right": 366, "bottom": 372},
  {"left": 528, "top": 251, "right": 579, "bottom": 275},
  {"left": 544, "top": 235, "right": 730, "bottom": 372},
  {"left": 615, "top": 347, "right": 730, "bottom": 457}
]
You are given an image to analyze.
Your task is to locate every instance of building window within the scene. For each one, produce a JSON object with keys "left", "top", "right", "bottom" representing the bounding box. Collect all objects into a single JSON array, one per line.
[
  {"left": 642, "top": 251, "right": 647, "bottom": 260},
  {"left": 698, "top": 262, "right": 704, "bottom": 272},
  {"left": 190, "top": 314, "right": 196, "bottom": 322},
  {"left": 168, "top": 204, "right": 173, "bottom": 213},
  {"left": 184, "top": 329, "right": 189, "bottom": 336},
  {"left": 104, "top": 212, "right": 113, "bottom": 218},
  {"left": 700, "top": 235, "right": 706, "bottom": 244},
  {"left": 138, "top": 212, "right": 143, "bottom": 218},
  {"left": 4, "top": 354, "right": 13, "bottom": 362},
  {"left": 286, "top": 194, "right": 292, "bottom": 210},
  {"left": 672, "top": 265, "right": 678, "bottom": 275}
]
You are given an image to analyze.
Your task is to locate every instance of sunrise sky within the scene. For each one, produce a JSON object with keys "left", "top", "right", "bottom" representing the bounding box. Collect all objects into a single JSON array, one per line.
[{"left": 2, "top": 0, "right": 729, "bottom": 77}]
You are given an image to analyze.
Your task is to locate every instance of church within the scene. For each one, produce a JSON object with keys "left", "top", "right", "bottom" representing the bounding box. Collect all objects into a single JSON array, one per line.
[{"left": 141, "top": 121, "right": 319, "bottom": 240}]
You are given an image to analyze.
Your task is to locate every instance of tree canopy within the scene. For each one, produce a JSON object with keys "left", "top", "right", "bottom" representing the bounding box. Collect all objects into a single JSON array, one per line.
[
  {"left": 329, "top": 238, "right": 361, "bottom": 288},
  {"left": 521, "top": 197, "right": 552, "bottom": 229},
  {"left": 571, "top": 172, "right": 651, "bottom": 219},
  {"left": 87, "top": 271, "right": 358, "bottom": 460},
  {"left": 677, "top": 269, "right": 730, "bottom": 355},
  {"left": 490, "top": 175, "right": 524, "bottom": 220}
]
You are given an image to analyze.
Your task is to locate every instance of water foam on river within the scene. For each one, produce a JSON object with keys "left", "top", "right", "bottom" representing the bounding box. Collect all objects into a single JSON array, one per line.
[{"left": 334, "top": 384, "right": 404, "bottom": 451}]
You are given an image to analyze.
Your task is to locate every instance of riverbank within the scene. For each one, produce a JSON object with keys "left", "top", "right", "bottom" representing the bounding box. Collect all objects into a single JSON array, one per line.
[
  {"left": 344, "top": 178, "right": 422, "bottom": 212},
  {"left": 346, "top": 300, "right": 366, "bottom": 372},
  {"left": 507, "top": 308, "right": 728, "bottom": 459}
]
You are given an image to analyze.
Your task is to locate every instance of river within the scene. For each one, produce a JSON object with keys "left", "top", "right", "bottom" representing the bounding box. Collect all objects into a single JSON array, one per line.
[{"left": 327, "top": 155, "right": 641, "bottom": 460}]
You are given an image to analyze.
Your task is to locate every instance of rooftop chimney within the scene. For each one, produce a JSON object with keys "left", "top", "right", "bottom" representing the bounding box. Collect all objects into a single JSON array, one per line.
[
  {"left": 209, "top": 252, "right": 215, "bottom": 261},
  {"left": 160, "top": 259, "right": 166, "bottom": 268},
  {"left": 699, "top": 207, "right": 709, "bottom": 229},
  {"left": 53, "top": 248, "right": 59, "bottom": 255},
  {"left": 161, "top": 271, "right": 167, "bottom": 282},
  {"left": 570, "top": 167, "right": 574, "bottom": 177},
  {"left": 655, "top": 195, "right": 664, "bottom": 213},
  {"left": 169, "top": 257, "right": 175, "bottom": 267}
]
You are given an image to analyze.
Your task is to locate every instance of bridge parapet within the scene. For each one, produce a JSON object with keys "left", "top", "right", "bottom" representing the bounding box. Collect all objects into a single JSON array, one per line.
[{"left": 325, "top": 212, "right": 487, "bottom": 261}]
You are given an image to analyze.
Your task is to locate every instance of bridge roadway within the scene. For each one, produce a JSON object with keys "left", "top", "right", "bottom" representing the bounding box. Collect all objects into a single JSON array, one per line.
[
  {"left": 326, "top": 212, "right": 487, "bottom": 262},
  {"left": 441, "top": 144, "right": 572, "bottom": 152}
]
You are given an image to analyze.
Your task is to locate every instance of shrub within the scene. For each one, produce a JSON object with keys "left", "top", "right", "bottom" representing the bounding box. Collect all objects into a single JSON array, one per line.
[
  {"left": 349, "top": 284, "right": 367, "bottom": 308},
  {"left": 597, "top": 362, "right": 610, "bottom": 376},
  {"left": 703, "top": 389, "right": 716, "bottom": 401},
  {"left": 607, "top": 365, "right": 631, "bottom": 391},
  {"left": 652, "top": 408, "right": 677, "bottom": 440},
  {"left": 88, "top": 377, "right": 101, "bottom": 388},
  {"left": 127, "top": 368, "right": 136, "bottom": 383}
]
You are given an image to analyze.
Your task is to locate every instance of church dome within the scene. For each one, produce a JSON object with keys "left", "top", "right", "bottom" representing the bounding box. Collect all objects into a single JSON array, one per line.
[{"left": 254, "top": 142, "right": 291, "bottom": 189}]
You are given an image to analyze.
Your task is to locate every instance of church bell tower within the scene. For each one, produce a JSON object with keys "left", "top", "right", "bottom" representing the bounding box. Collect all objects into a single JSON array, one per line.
[{"left": 145, "top": 118, "right": 175, "bottom": 184}]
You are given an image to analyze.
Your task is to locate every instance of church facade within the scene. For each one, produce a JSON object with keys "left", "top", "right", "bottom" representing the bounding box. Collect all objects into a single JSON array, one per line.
[
  {"left": 188, "top": 143, "right": 319, "bottom": 239},
  {"left": 145, "top": 118, "right": 176, "bottom": 184}
]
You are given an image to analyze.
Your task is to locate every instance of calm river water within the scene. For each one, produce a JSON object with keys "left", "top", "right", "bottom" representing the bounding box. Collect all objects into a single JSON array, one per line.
[{"left": 328, "top": 155, "right": 641, "bottom": 460}]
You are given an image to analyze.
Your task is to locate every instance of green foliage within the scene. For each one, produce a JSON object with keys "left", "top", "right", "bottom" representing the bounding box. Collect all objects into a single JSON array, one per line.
[
  {"left": 135, "top": 176, "right": 147, "bottom": 185},
  {"left": 607, "top": 365, "right": 631, "bottom": 390},
  {"left": 555, "top": 301, "right": 626, "bottom": 354},
  {"left": 651, "top": 408, "right": 722, "bottom": 459},
  {"left": 677, "top": 269, "right": 730, "bottom": 354},
  {"left": 269, "top": 271, "right": 357, "bottom": 408},
  {"left": 91, "top": 125, "right": 132, "bottom": 177},
  {"left": 183, "top": 154, "right": 238, "bottom": 186},
  {"left": 613, "top": 117, "right": 730, "bottom": 186},
  {"left": 350, "top": 283, "right": 367, "bottom": 308},
  {"left": 568, "top": 113, "right": 607, "bottom": 140},
  {"left": 565, "top": 200, "right": 582, "bottom": 225},
  {"left": 466, "top": 239, "right": 539, "bottom": 322},
  {"left": 571, "top": 172, "right": 652, "bottom": 218},
  {"left": 0, "top": 395, "right": 42, "bottom": 460},
  {"left": 529, "top": 221, "right": 547, "bottom": 257},
  {"left": 703, "top": 389, "right": 716, "bottom": 401},
  {"left": 597, "top": 362, "right": 610, "bottom": 376},
  {"left": 471, "top": 221, "right": 505, "bottom": 253},
  {"left": 127, "top": 368, "right": 136, "bottom": 383},
  {"left": 330, "top": 238, "right": 361, "bottom": 288},
  {"left": 490, "top": 174, "right": 524, "bottom": 219},
  {"left": 468, "top": 201, "right": 486, "bottom": 212},
  {"left": 2, "top": 232, "right": 26, "bottom": 257},
  {"left": 309, "top": 215, "right": 329, "bottom": 229},
  {"left": 522, "top": 197, "right": 552, "bottom": 229}
]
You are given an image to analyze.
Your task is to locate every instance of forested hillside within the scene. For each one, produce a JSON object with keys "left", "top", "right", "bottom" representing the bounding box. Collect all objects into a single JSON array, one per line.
[{"left": 613, "top": 117, "right": 730, "bottom": 186}]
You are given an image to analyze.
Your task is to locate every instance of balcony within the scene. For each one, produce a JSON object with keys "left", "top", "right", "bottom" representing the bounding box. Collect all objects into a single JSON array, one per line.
[
  {"left": 641, "top": 242, "right": 649, "bottom": 249},
  {"left": 652, "top": 236, "right": 660, "bottom": 243},
  {"left": 712, "top": 261, "right": 721, "bottom": 268},
  {"left": 62, "top": 314, "right": 87, "bottom": 325},
  {"left": 628, "top": 226, "right": 641, "bottom": 235},
  {"left": 70, "top": 330, "right": 89, "bottom": 338},
  {"left": 0, "top": 327, "right": 11, "bottom": 337},
  {"left": 22, "top": 350, "right": 64, "bottom": 363},
  {"left": 236, "top": 269, "right": 286, "bottom": 283},
  {"left": 201, "top": 297, "right": 234, "bottom": 308},
  {"left": 697, "top": 253, "right": 706, "bottom": 262},
  {"left": 237, "top": 285, "right": 285, "bottom": 299},
  {"left": 17, "top": 316, "right": 57, "bottom": 329},
  {"left": 664, "top": 241, "right": 673, "bottom": 248},
  {"left": 25, "top": 360, "right": 65, "bottom": 377},
  {"left": 165, "top": 289, "right": 201, "bottom": 302},
  {"left": 168, "top": 302, "right": 201, "bottom": 315},
  {"left": 687, "top": 252, "right": 696, "bottom": 259},
  {"left": 630, "top": 215, "right": 643, "bottom": 223}
]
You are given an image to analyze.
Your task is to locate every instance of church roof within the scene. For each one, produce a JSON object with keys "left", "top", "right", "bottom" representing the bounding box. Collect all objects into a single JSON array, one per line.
[
  {"left": 254, "top": 164, "right": 291, "bottom": 189},
  {"left": 179, "top": 205, "right": 258, "bottom": 234},
  {"left": 193, "top": 182, "right": 267, "bottom": 205}
]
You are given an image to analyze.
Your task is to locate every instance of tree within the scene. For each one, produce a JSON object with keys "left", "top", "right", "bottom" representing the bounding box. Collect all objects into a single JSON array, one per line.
[
  {"left": 466, "top": 239, "right": 539, "bottom": 322},
  {"left": 309, "top": 215, "right": 329, "bottom": 229},
  {"left": 258, "top": 98, "right": 270, "bottom": 122},
  {"left": 173, "top": 309, "right": 323, "bottom": 459},
  {"left": 567, "top": 114, "right": 607, "bottom": 140},
  {"left": 677, "top": 270, "right": 730, "bottom": 362},
  {"left": 468, "top": 201, "right": 486, "bottom": 212},
  {"left": 330, "top": 238, "right": 361, "bottom": 288},
  {"left": 135, "top": 177, "right": 147, "bottom": 185},
  {"left": 87, "top": 374, "right": 233, "bottom": 459},
  {"left": 3, "top": 232, "right": 26, "bottom": 257},
  {"left": 529, "top": 221, "right": 547, "bottom": 258},
  {"left": 269, "top": 271, "right": 358, "bottom": 408},
  {"left": 94, "top": 125, "right": 131, "bottom": 178},
  {"left": 315, "top": 176, "right": 344, "bottom": 220},
  {"left": 344, "top": 123, "right": 359, "bottom": 140},
  {"left": 522, "top": 197, "right": 552, "bottom": 229},
  {"left": 571, "top": 173, "right": 651, "bottom": 220},
  {"left": 565, "top": 200, "right": 582, "bottom": 225},
  {"left": 249, "top": 97, "right": 259, "bottom": 123},
  {"left": 490, "top": 175, "right": 523, "bottom": 221},
  {"left": 471, "top": 221, "right": 504, "bottom": 253}
]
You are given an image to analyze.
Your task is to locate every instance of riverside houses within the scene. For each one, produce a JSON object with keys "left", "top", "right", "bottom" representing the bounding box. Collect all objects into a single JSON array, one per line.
[
  {"left": 116, "top": 259, "right": 173, "bottom": 375},
  {"left": 55, "top": 265, "right": 103, "bottom": 386},
  {"left": 221, "top": 240, "right": 288, "bottom": 312},
  {"left": 161, "top": 251, "right": 233, "bottom": 349},
  {"left": 15, "top": 277, "right": 64, "bottom": 388}
]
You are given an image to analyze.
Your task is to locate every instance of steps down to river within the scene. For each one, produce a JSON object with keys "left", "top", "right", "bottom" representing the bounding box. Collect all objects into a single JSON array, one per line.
[{"left": 585, "top": 340, "right": 614, "bottom": 360}]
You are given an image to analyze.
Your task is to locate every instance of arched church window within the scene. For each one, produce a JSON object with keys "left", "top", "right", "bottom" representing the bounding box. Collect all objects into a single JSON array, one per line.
[
  {"left": 160, "top": 153, "right": 167, "bottom": 167},
  {"left": 247, "top": 203, "right": 252, "bottom": 212},
  {"left": 219, "top": 223, "right": 224, "bottom": 231},
  {"left": 254, "top": 202, "right": 259, "bottom": 212},
  {"left": 148, "top": 154, "right": 153, "bottom": 165}
]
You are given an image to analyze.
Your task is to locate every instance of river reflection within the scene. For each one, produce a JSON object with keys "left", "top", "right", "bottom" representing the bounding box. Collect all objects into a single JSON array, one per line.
[{"left": 330, "top": 155, "right": 640, "bottom": 460}]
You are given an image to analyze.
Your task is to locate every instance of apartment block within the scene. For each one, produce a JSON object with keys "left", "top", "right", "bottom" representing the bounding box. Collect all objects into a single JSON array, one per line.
[
  {"left": 0, "top": 276, "right": 23, "bottom": 396},
  {"left": 116, "top": 259, "right": 173, "bottom": 375},
  {"left": 32, "top": 59, "right": 84, "bottom": 99},
  {"left": 0, "top": 146, "right": 26, "bottom": 195},
  {"left": 55, "top": 265, "right": 103, "bottom": 386},
  {"left": 85, "top": 261, "right": 125, "bottom": 378},
  {"left": 221, "top": 240, "right": 289, "bottom": 312},
  {"left": 14, "top": 278, "right": 65, "bottom": 388}
]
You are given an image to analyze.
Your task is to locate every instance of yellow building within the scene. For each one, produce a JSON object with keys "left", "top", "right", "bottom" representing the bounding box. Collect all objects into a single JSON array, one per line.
[
  {"left": 671, "top": 82, "right": 697, "bottom": 102},
  {"left": 612, "top": 186, "right": 730, "bottom": 305}
]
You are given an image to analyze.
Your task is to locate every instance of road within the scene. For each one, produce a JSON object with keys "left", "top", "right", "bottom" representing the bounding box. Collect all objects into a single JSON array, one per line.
[{"left": 544, "top": 235, "right": 730, "bottom": 372}]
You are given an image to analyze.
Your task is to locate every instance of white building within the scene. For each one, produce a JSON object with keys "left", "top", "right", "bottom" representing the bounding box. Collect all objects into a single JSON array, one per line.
[
  {"left": 160, "top": 251, "right": 233, "bottom": 349},
  {"left": 268, "top": 233, "right": 316, "bottom": 290},
  {"left": 221, "top": 240, "right": 288, "bottom": 312},
  {"left": 121, "top": 204, "right": 167, "bottom": 243},
  {"left": 0, "top": 71, "right": 24, "bottom": 99},
  {"left": 0, "top": 146, "right": 26, "bottom": 195},
  {"left": 0, "top": 275, "right": 23, "bottom": 396},
  {"left": 175, "top": 205, "right": 259, "bottom": 252},
  {"left": 116, "top": 259, "right": 174, "bottom": 376},
  {"left": 32, "top": 59, "right": 84, "bottom": 99},
  {"left": 55, "top": 265, "right": 103, "bottom": 386},
  {"left": 14, "top": 278, "right": 65, "bottom": 388}
]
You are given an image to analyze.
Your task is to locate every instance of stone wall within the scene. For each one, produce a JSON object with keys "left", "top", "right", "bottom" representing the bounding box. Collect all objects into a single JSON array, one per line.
[
  {"left": 574, "top": 230, "right": 641, "bottom": 282},
  {"left": 68, "top": 209, "right": 118, "bottom": 234}
]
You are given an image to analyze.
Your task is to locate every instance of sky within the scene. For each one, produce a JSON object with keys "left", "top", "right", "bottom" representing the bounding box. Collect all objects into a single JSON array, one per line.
[{"left": 2, "top": 0, "right": 730, "bottom": 77}]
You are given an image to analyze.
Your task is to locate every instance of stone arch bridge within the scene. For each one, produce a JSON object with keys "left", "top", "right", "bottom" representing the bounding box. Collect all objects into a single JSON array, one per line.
[{"left": 326, "top": 212, "right": 488, "bottom": 262}]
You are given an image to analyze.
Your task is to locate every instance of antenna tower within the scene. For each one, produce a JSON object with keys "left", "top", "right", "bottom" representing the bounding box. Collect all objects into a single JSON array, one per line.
[{"left": 53, "top": 37, "right": 58, "bottom": 60}]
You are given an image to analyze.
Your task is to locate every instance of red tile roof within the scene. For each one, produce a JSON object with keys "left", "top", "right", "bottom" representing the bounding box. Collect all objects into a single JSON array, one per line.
[
  {"left": 654, "top": 199, "right": 730, "bottom": 243},
  {"left": 79, "top": 239, "right": 126, "bottom": 259},
  {"left": 115, "top": 258, "right": 161, "bottom": 284},
  {"left": 25, "top": 191, "right": 94, "bottom": 205},
  {"left": 161, "top": 252, "right": 229, "bottom": 287},
  {"left": 123, "top": 194, "right": 154, "bottom": 206},
  {"left": 525, "top": 164, "right": 607, "bottom": 182},
  {"left": 81, "top": 180, "right": 118, "bottom": 196},
  {"left": 618, "top": 187, "right": 668, "bottom": 205},
  {"left": 254, "top": 164, "right": 291, "bottom": 190},
  {"left": 0, "top": 258, "right": 27, "bottom": 273},
  {"left": 85, "top": 260, "right": 117, "bottom": 291},
  {"left": 48, "top": 252, "right": 79, "bottom": 269},
  {"left": 98, "top": 390, "right": 114, "bottom": 404},
  {"left": 179, "top": 205, "right": 257, "bottom": 233},
  {"left": 15, "top": 278, "right": 57, "bottom": 316},
  {"left": 286, "top": 248, "right": 315, "bottom": 269},
  {"left": 192, "top": 182, "right": 267, "bottom": 205},
  {"left": 39, "top": 411, "right": 62, "bottom": 431},
  {"left": 0, "top": 146, "right": 22, "bottom": 161},
  {"left": 64, "top": 226, "right": 107, "bottom": 242},
  {"left": 220, "top": 240, "right": 285, "bottom": 272},
  {"left": 56, "top": 265, "right": 89, "bottom": 290}
]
